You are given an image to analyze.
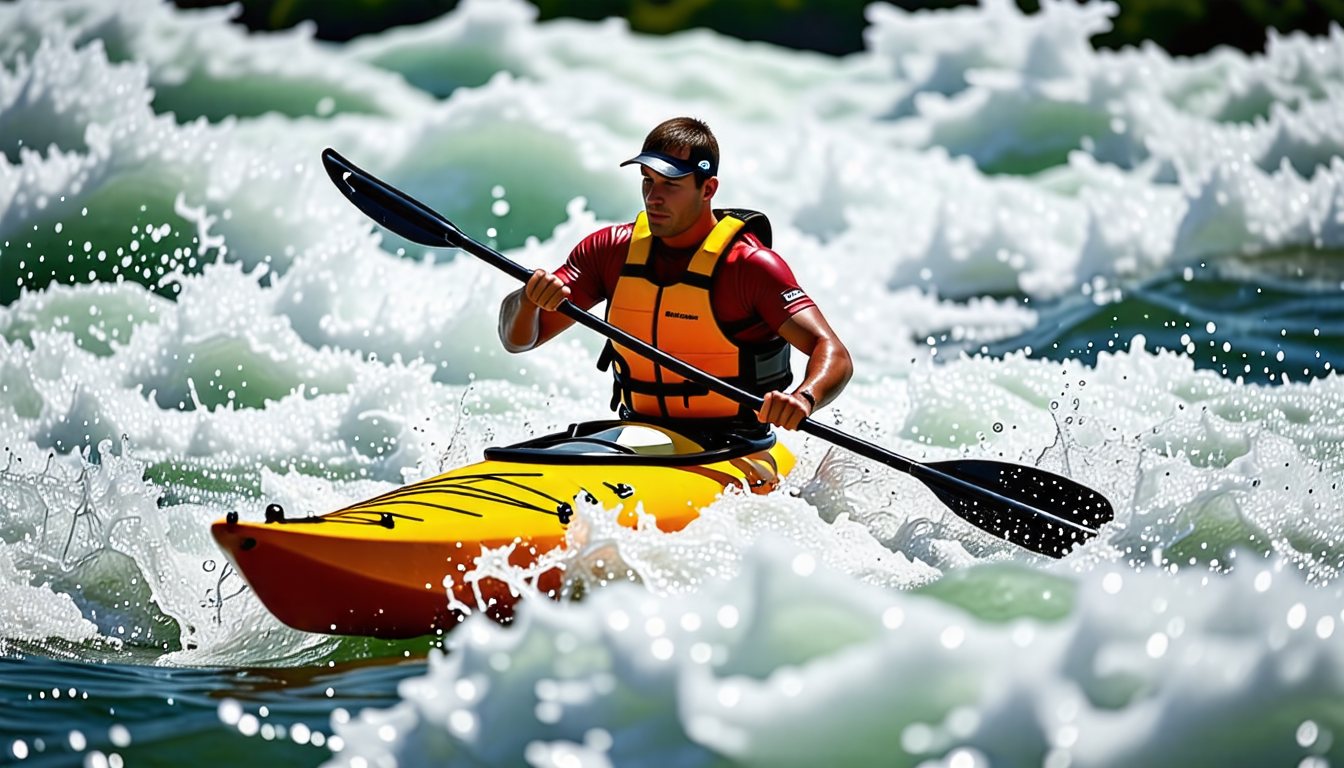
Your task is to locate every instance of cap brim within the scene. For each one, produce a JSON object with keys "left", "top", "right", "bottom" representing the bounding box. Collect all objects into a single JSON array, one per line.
[{"left": 620, "top": 153, "right": 694, "bottom": 178}]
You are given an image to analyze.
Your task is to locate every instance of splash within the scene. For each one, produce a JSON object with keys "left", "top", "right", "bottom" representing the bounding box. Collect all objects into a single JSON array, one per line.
[{"left": 328, "top": 542, "right": 1344, "bottom": 768}]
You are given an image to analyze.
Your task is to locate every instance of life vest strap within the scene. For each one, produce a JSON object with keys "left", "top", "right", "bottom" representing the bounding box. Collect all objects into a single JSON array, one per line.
[
  {"left": 596, "top": 339, "right": 617, "bottom": 373},
  {"left": 621, "top": 253, "right": 714, "bottom": 289},
  {"left": 600, "top": 340, "right": 793, "bottom": 417},
  {"left": 600, "top": 341, "right": 711, "bottom": 411},
  {"left": 750, "top": 342, "right": 791, "bottom": 381}
]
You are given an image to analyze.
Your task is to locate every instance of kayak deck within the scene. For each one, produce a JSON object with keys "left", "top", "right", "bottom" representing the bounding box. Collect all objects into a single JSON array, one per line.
[{"left": 211, "top": 421, "right": 794, "bottom": 638}]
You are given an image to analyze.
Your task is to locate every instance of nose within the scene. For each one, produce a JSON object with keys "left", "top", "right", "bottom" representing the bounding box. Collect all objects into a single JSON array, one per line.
[{"left": 643, "top": 180, "right": 664, "bottom": 205}]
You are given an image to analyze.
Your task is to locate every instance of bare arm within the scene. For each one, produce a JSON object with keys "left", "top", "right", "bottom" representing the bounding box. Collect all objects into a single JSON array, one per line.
[
  {"left": 757, "top": 306, "right": 853, "bottom": 430},
  {"left": 498, "top": 269, "right": 581, "bottom": 352}
]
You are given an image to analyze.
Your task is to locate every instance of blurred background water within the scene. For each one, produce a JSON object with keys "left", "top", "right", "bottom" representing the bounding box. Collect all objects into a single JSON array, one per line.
[{"left": 174, "top": 0, "right": 1344, "bottom": 57}]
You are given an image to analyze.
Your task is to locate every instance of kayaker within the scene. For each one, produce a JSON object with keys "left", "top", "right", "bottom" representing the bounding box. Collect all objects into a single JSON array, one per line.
[{"left": 499, "top": 117, "right": 852, "bottom": 436}]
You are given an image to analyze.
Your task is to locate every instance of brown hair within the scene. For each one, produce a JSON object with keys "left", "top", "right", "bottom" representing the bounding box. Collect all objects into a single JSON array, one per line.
[{"left": 642, "top": 117, "right": 719, "bottom": 186}]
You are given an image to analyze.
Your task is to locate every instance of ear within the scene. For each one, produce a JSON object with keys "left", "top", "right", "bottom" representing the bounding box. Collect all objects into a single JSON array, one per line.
[{"left": 702, "top": 177, "right": 719, "bottom": 201}]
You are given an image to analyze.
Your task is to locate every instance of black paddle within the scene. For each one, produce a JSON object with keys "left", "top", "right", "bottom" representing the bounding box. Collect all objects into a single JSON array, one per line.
[{"left": 320, "top": 148, "right": 1114, "bottom": 558}]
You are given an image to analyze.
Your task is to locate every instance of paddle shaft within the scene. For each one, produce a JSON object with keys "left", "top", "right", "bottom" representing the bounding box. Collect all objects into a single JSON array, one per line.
[
  {"left": 441, "top": 220, "right": 1094, "bottom": 536},
  {"left": 322, "top": 147, "right": 1108, "bottom": 550}
]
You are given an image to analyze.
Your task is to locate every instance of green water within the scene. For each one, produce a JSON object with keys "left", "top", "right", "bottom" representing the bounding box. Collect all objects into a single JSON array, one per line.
[
  {"left": 989, "top": 257, "right": 1344, "bottom": 385},
  {"left": 0, "top": 654, "right": 421, "bottom": 767}
]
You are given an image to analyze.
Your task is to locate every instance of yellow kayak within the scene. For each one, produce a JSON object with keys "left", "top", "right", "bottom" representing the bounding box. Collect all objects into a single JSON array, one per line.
[{"left": 211, "top": 421, "right": 794, "bottom": 638}]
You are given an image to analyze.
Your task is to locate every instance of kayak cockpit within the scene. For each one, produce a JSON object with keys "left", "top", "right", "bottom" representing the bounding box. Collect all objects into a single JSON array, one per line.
[{"left": 484, "top": 420, "right": 775, "bottom": 466}]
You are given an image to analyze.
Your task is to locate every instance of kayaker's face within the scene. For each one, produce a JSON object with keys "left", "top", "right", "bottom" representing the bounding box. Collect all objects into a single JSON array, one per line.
[{"left": 640, "top": 149, "right": 716, "bottom": 239}]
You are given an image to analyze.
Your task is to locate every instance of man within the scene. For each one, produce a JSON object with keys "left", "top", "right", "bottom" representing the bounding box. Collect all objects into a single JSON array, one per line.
[{"left": 498, "top": 117, "right": 851, "bottom": 436}]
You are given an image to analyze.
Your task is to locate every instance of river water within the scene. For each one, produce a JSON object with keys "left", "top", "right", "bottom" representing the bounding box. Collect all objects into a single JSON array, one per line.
[{"left": 2, "top": 0, "right": 1343, "bottom": 766}]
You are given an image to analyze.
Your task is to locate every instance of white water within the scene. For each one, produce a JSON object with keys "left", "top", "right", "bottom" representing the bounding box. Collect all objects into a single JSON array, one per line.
[{"left": 1, "top": 0, "right": 1343, "bottom": 763}]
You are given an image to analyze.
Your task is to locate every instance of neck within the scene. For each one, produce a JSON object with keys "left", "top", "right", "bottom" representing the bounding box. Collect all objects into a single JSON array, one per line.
[{"left": 660, "top": 206, "right": 718, "bottom": 249}]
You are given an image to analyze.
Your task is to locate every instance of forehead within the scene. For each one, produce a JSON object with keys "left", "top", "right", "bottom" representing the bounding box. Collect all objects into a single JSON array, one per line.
[{"left": 640, "top": 166, "right": 688, "bottom": 183}]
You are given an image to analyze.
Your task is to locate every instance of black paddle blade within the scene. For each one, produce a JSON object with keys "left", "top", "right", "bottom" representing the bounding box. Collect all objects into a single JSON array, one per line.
[
  {"left": 321, "top": 148, "right": 461, "bottom": 248},
  {"left": 924, "top": 459, "right": 1114, "bottom": 558}
]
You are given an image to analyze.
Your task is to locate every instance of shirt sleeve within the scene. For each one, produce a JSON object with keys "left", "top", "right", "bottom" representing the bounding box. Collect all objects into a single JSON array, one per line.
[
  {"left": 552, "top": 225, "right": 629, "bottom": 311},
  {"left": 734, "top": 245, "right": 817, "bottom": 334}
]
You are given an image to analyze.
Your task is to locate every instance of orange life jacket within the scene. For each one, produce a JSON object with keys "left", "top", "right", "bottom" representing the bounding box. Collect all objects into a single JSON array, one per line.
[{"left": 600, "top": 211, "right": 792, "bottom": 424}]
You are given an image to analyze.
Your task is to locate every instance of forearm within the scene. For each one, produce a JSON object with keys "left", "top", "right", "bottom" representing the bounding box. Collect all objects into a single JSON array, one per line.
[
  {"left": 499, "top": 288, "right": 542, "bottom": 352},
  {"left": 793, "top": 335, "right": 852, "bottom": 410}
]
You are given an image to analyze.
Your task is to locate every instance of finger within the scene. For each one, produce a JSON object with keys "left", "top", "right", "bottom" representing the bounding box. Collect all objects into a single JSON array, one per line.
[
  {"left": 524, "top": 269, "right": 548, "bottom": 305},
  {"left": 755, "top": 392, "right": 776, "bottom": 423},
  {"left": 550, "top": 283, "right": 572, "bottom": 310},
  {"left": 535, "top": 280, "right": 557, "bottom": 308},
  {"left": 789, "top": 394, "right": 812, "bottom": 429},
  {"left": 765, "top": 397, "right": 790, "bottom": 428},
  {"left": 539, "top": 281, "right": 569, "bottom": 311},
  {"left": 758, "top": 392, "right": 779, "bottom": 425}
]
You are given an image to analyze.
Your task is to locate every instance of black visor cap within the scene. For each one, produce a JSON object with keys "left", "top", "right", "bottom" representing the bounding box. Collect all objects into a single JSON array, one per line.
[{"left": 620, "top": 149, "right": 717, "bottom": 178}]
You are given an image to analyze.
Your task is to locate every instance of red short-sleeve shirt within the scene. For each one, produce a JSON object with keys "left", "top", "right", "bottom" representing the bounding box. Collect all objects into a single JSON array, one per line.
[{"left": 554, "top": 221, "right": 815, "bottom": 345}]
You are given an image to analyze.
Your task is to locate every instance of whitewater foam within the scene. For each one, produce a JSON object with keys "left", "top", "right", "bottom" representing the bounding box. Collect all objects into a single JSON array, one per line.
[{"left": 1, "top": 0, "right": 1344, "bottom": 763}]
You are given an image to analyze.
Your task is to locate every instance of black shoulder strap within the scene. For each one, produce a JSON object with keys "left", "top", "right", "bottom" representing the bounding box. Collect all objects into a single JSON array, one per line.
[{"left": 714, "top": 208, "right": 772, "bottom": 249}]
